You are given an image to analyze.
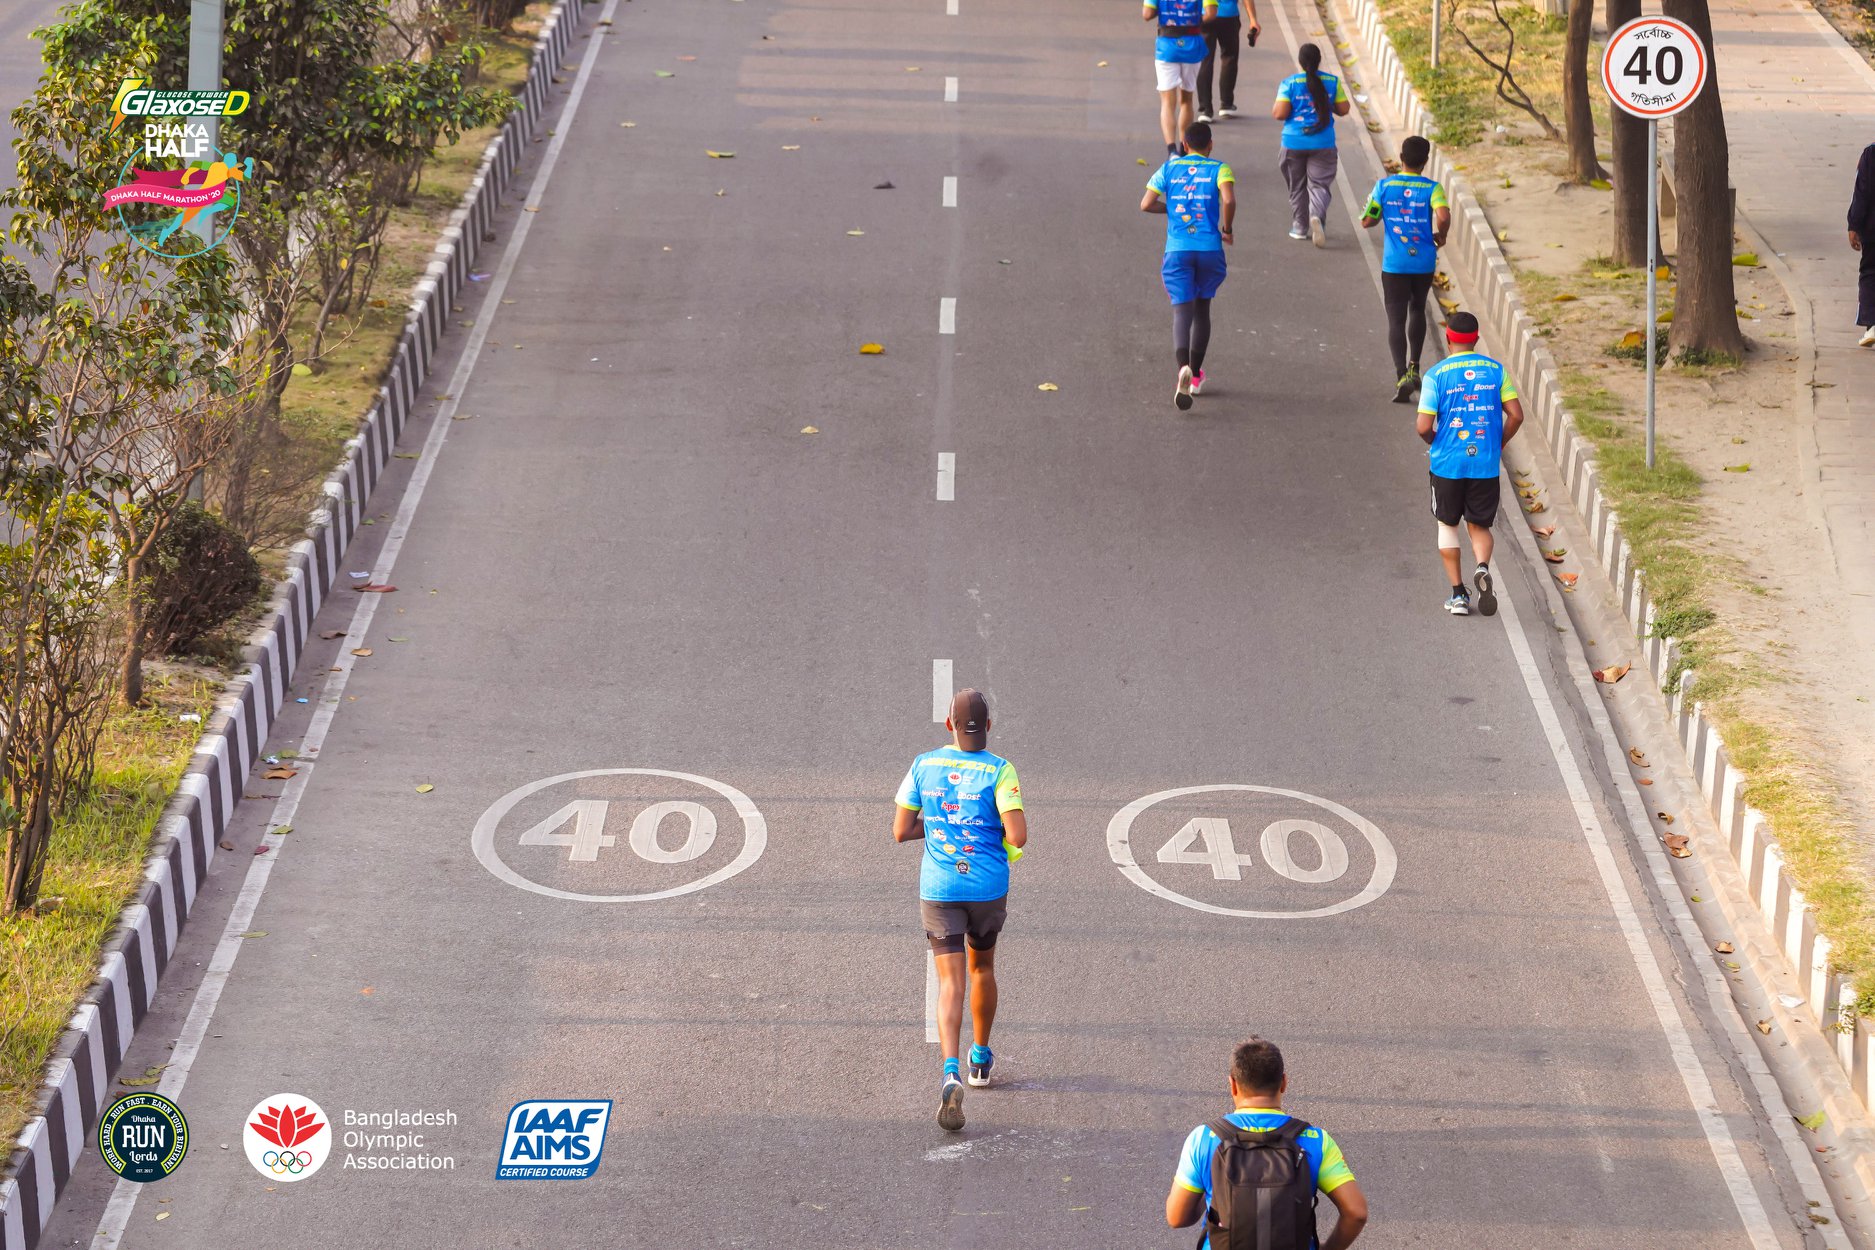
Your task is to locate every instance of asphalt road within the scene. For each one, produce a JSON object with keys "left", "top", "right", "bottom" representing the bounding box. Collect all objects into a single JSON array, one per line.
[{"left": 34, "top": 0, "right": 1827, "bottom": 1245}]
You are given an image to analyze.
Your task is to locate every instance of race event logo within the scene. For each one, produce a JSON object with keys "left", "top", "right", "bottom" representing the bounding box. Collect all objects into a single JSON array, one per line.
[
  {"left": 244, "top": 1094, "right": 331, "bottom": 1182},
  {"left": 97, "top": 1093, "right": 189, "bottom": 1183},
  {"left": 104, "top": 77, "right": 254, "bottom": 258},
  {"left": 496, "top": 1100, "right": 612, "bottom": 1180}
]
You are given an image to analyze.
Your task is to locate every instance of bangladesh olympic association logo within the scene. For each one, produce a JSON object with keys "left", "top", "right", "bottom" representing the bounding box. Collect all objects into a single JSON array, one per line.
[
  {"left": 98, "top": 1093, "right": 189, "bottom": 1182},
  {"left": 103, "top": 77, "right": 255, "bottom": 258},
  {"left": 243, "top": 1094, "right": 331, "bottom": 1182}
]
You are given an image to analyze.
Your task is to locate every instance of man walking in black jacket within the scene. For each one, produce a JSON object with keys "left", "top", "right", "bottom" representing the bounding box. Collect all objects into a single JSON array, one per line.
[{"left": 1852, "top": 142, "right": 1875, "bottom": 347}]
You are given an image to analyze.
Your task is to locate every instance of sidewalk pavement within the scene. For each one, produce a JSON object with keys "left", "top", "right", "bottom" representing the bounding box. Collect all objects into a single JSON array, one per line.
[{"left": 1702, "top": 0, "right": 1875, "bottom": 790}]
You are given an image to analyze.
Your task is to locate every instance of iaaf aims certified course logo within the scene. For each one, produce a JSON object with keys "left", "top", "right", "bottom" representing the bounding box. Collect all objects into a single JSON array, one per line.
[
  {"left": 244, "top": 1094, "right": 331, "bottom": 1182},
  {"left": 104, "top": 77, "right": 254, "bottom": 259},
  {"left": 497, "top": 1100, "right": 613, "bottom": 1180}
]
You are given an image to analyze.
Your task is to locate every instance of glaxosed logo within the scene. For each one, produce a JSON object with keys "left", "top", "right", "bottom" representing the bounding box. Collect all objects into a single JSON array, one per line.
[
  {"left": 98, "top": 1093, "right": 189, "bottom": 1182},
  {"left": 496, "top": 1100, "right": 613, "bottom": 1180},
  {"left": 104, "top": 77, "right": 254, "bottom": 258},
  {"left": 244, "top": 1095, "right": 331, "bottom": 1182}
]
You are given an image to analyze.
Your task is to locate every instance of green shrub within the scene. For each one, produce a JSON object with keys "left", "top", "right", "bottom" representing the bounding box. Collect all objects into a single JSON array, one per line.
[{"left": 142, "top": 503, "right": 263, "bottom": 656}]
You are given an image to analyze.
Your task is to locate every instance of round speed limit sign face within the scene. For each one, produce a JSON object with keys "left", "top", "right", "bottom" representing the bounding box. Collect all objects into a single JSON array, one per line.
[{"left": 1602, "top": 16, "right": 1708, "bottom": 118}]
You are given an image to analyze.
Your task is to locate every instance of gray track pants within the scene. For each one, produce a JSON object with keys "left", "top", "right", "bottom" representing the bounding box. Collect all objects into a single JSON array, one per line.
[{"left": 1280, "top": 146, "right": 1338, "bottom": 231}]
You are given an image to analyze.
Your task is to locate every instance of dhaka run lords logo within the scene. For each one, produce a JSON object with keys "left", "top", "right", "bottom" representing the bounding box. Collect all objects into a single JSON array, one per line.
[
  {"left": 98, "top": 1093, "right": 189, "bottom": 1183},
  {"left": 244, "top": 1094, "right": 331, "bottom": 1182},
  {"left": 103, "top": 77, "right": 255, "bottom": 259}
]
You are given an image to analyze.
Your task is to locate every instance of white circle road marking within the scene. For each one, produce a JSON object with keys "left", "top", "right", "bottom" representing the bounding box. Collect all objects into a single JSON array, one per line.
[
  {"left": 1106, "top": 784, "right": 1396, "bottom": 918},
  {"left": 473, "top": 768, "right": 766, "bottom": 902}
]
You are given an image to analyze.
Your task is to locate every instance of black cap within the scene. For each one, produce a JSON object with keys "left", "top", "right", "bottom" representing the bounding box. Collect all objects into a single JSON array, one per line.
[
  {"left": 1446, "top": 310, "right": 1480, "bottom": 341},
  {"left": 948, "top": 689, "right": 989, "bottom": 741}
]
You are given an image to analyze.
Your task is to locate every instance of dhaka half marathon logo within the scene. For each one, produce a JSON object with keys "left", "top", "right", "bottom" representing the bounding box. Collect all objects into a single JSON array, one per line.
[{"left": 103, "top": 77, "right": 254, "bottom": 258}]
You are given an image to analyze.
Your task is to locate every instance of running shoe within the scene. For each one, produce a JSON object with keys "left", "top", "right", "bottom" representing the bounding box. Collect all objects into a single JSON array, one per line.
[
  {"left": 1218, "top": 106, "right": 1238, "bottom": 117},
  {"left": 1309, "top": 215, "right": 1325, "bottom": 248},
  {"left": 1444, "top": 589, "right": 1471, "bottom": 616},
  {"left": 1392, "top": 374, "right": 1417, "bottom": 404},
  {"left": 938, "top": 1075, "right": 966, "bottom": 1131},
  {"left": 967, "top": 1045, "right": 994, "bottom": 1088},
  {"left": 1189, "top": 369, "right": 1207, "bottom": 396},
  {"left": 1288, "top": 225, "right": 1309, "bottom": 240},
  {"left": 1175, "top": 365, "right": 1194, "bottom": 411},
  {"left": 1474, "top": 563, "right": 1497, "bottom": 617},
  {"left": 1195, "top": 110, "right": 1214, "bottom": 123},
  {"left": 1860, "top": 325, "right": 1875, "bottom": 347}
]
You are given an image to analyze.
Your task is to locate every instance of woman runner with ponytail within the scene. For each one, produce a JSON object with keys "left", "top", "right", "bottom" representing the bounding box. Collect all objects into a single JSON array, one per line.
[{"left": 1271, "top": 42, "right": 1349, "bottom": 246}]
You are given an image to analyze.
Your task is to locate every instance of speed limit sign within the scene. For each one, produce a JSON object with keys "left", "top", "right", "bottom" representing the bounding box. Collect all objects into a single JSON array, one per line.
[{"left": 1602, "top": 16, "right": 1709, "bottom": 118}]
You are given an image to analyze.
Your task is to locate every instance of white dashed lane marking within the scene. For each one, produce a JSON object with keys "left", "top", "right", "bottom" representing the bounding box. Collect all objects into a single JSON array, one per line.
[{"left": 937, "top": 452, "right": 955, "bottom": 501}]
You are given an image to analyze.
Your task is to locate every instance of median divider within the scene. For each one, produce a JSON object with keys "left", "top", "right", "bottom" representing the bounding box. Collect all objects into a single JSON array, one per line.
[{"left": 0, "top": 3, "right": 587, "bottom": 1245}]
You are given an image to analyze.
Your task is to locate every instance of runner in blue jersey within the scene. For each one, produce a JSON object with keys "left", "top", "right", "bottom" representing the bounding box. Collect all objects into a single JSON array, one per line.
[
  {"left": 1142, "top": 121, "right": 1235, "bottom": 410},
  {"left": 893, "top": 689, "right": 1028, "bottom": 1132},
  {"left": 1362, "top": 135, "right": 1452, "bottom": 402},
  {"left": 1271, "top": 42, "right": 1349, "bottom": 245},
  {"left": 1144, "top": 0, "right": 1219, "bottom": 157},
  {"left": 1195, "top": 0, "right": 1261, "bottom": 122},
  {"left": 1416, "top": 310, "right": 1525, "bottom": 616}
]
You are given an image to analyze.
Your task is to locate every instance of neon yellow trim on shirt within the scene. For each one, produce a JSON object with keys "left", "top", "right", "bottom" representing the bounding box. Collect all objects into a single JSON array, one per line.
[
  {"left": 1430, "top": 183, "right": 1450, "bottom": 208},
  {"left": 1217, "top": 164, "right": 1235, "bottom": 185},
  {"left": 994, "top": 761, "right": 1023, "bottom": 813}
]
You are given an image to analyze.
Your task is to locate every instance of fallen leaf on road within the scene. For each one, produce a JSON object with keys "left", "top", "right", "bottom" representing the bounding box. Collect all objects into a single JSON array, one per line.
[
  {"left": 1437, "top": 296, "right": 1459, "bottom": 314},
  {"left": 241, "top": 930, "right": 268, "bottom": 939},
  {"left": 416, "top": 784, "right": 435, "bottom": 793},
  {"left": 1665, "top": 832, "right": 1691, "bottom": 857},
  {"left": 874, "top": 181, "right": 896, "bottom": 189},
  {"left": 654, "top": 70, "right": 675, "bottom": 77},
  {"left": 1533, "top": 524, "right": 1556, "bottom": 538},
  {"left": 1714, "top": 941, "right": 1734, "bottom": 954},
  {"left": 350, "top": 648, "right": 373, "bottom": 657},
  {"left": 715, "top": 189, "right": 726, "bottom": 197},
  {"left": 156, "top": 1213, "right": 170, "bottom": 1222},
  {"left": 389, "top": 637, "right": 410, "bottom": 643},
  {"left": 319, "top": 630, "right": 344, "bottom": 640},
  {"left": 1555, "top": 571, "right": 1577, "bottom": 588},
  {"left": 262, "top": 767, "right": 297, "bottom": 780},
  {"left": 905, "top": 66, "right": 921, "bottom": 71},
  {"left": 1756, "top": 1018, "right": 1773, "bottom": 1034},
  {"left": 859, "top": 343, "right": 885, "bottom": 354},
  {"left": 360, "top": 987, "right": 375, "bottom": 996},
  {"left": 782, "top": 145, "right": 801, "bottom": 150},
  {"left": 1732, "top": 252, "right": 1760, "bottom": 266},
  {"left": 254, "top": 845, "right": 271, "bottom": 855},
  {"left": 1431, "top": 271, "right": 1451, "bottom": 290},
  {"left": 1657, "top": 812, "right": 1674, "bottom": 824},
  {"left": 705, "top": 150, "right": 736, "bottom": 158},
  {"left": 846, "top": 229, "right": 865, "bottom": 236},
  {"left": 219, "top": 840, "right": 234, "bottom": 850},
  {"left": 619, "top": 121, "right": 636, "bottom": 127},
  {"left": 1589, "top": 178, "right": 1612, "bottom": 190},
  {"left": 358, "top": 583, "right": 397, "bottom": 593},
  {"left": 1037, "top": 382, "right": 1059, "bottom": 391},
  {"left": 1542, "top": 548, "right": 1566, "bottom": 563},
  {"left": 1593, "top": 663, "right": 1630, "bottom": 684},
  {"left": 1524, "top": 500, "right": 1547, "bottom": 514},
  {"left": 1723, "top": 463, "right": 1751, "bottom": 472},
  {"left": 1629, "top": 747, "right": 1648, "bottom": 766},
  {"left": 1639, "top": 777, "right": 1653, "bottom": 785},
  {"left": 1097, "top": 60, "right": 1110, "bottom": 67},
  {"left": 1797, "top": 1110, "right": 1827, "bottom": 1132},
  {"left": 1552, "top": 293, "right": 1578, "bottom": 302},
  {"left": 393, "top": 452, "right": 419, "bottom": 459},
  {"left": 679, "top": 55, "right": 697, "bottom": 61},
  {"left": 1137, "top": 158, "right": 1150, "bottom": 166},
  {"left": 1618, "top": 329, "right": 1645, "bottom": 350}
]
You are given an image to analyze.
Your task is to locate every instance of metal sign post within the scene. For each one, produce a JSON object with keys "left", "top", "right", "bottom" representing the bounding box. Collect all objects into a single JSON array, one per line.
[
  {"left": 1601, "top": 16, "right": 1709, "bottom": 470},
  {"left": 1430, "top": 0, "right": 1441, "bottom": 69}
]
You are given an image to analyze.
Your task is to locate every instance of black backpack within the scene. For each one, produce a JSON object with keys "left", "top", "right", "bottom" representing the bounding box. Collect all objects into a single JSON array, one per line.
[{"left": 1200, "top": 1116, "right": 1319, "bottom": 1250}]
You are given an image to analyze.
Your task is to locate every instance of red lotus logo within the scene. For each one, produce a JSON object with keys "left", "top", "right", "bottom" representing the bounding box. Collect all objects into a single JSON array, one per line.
[{"left": 250, "top": 1103, "right": 325, "bottom": 1149}]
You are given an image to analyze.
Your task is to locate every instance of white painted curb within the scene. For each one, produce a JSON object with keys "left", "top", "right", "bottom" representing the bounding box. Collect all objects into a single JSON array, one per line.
[
  {"left": 0, "top": 5, "right": 589, "bottom": 1246},
  {"left": 1333, "top": 0, "right": 1872, "bottom": 1114}
]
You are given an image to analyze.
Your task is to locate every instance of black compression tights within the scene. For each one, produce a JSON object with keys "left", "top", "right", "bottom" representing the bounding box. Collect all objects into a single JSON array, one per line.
[
  {"left": 1173, "top": 299, "right": 1212, "bottom": 372},
  {"left": 1382, "top": 270, "right": 1434, "bottom": 378}
]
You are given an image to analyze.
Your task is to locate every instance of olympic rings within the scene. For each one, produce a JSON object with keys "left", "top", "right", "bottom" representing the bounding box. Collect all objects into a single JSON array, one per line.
[{"left": 261, "top": 1150, "right": 312, "bottom": 1174}]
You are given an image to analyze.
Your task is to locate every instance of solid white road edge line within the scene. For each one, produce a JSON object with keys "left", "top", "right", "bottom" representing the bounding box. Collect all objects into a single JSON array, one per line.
[
  {"left": 1494, "top": 565, "right": 1783, "bottom": 1249},
  {"left": 944, "top": 76, "right": 959, "bottom": 102},
  {"left": 943, "top": 175, "right": 958, "bottom": 208},
  {"left": 946, "top": 0, "right": 959, "bottom": 14},
  {"left": 936, "top": 452, "right": 956, "bottom": 501},
  {"left": 939, "top": 297, "right": 957, "bottom": 335},
  {"left": 87, "top": 2, "right": 624, "bottom": 1245},
  {"left": 932, "top": 659, "right": 952, "bottom": 722}
]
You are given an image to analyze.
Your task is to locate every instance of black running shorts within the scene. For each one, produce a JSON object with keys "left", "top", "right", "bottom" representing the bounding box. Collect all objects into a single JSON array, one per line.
[
  {"left": 920, "top": 896, "right": 1007, "bottom": 954},
  {"left": 1430, "top": 472, "right": 1500, "bottom": 528}
]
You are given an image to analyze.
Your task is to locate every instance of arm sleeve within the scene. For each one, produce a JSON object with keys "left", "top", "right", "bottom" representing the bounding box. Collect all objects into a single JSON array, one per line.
[
  {"left": 1218, "top": 163, "right": 1235, "bottom": 185},
  {"left": 1147, "top": 167, "right": 1167, "bottom": 196},
  {"left": 1500, "top": 375, "right": 1520, "bottom": 401},
  {"left": 895, "top": 766, "right": 920, "bottom": 811},
  {"left": 1416, "top": 368, "right": 1442, "bottom": 416},
  {"left": 1430, "top": 182, "right": 1450, "bottom": 209},
  {"left": 1174, "top": 1126, "right": 1211, "bottom": 1193},
  {"left": 1334, "top": 78, "right": 1350, "bottom": 102},
  {"left": 1316, "top": 1132, "right": 1355, "bottom": 1194},
  {"left": 1363, "top": 180, "right": 1384, "bottom": 215},
  {"left": 1853, "top": 146, "right": 1875, "bottom": 231},
  {"left": 994, "top": 762, "right": 1023, "bottom": 813}
]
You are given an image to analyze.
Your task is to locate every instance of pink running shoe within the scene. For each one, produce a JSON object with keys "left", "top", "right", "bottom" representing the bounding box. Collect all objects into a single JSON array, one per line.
[{"left": 1189, "top": 369, "right": 1206, "bottom": 396}]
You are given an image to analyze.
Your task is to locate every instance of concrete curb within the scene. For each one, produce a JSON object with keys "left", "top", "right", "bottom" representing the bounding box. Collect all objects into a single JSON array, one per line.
[
  {"left": 0, "top": 5, "right": 585, "bottom": 1246},
  {"left": 1332, "top": 0, "right": 1875, "bottom": 1116}
]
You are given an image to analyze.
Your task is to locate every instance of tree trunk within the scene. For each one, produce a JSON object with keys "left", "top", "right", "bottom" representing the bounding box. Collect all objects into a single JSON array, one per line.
[
  {"left": 1563, "top": 0, "right": 1604, "bottom": 184},
  {"left": 1605, "top": 0, "right": 1648, "bottom": 265},
  {"left": 121, "top": 553, "right": 146, "bottom": 708},
  {"left": 1661, "top": 0, "right": 1745, "bottom": 356}
]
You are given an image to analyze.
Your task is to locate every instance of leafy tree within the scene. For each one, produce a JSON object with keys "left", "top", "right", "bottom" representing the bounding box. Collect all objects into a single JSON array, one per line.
[
  {"left": 1561, "top": 0, "right": 1604, "bottom": 184},
  {"left": 1605, "top": 0, "right": 1649, "bottom": 265},
  {"left": 1660, "top": 0, "right": 1743, "bottom": 356}
]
